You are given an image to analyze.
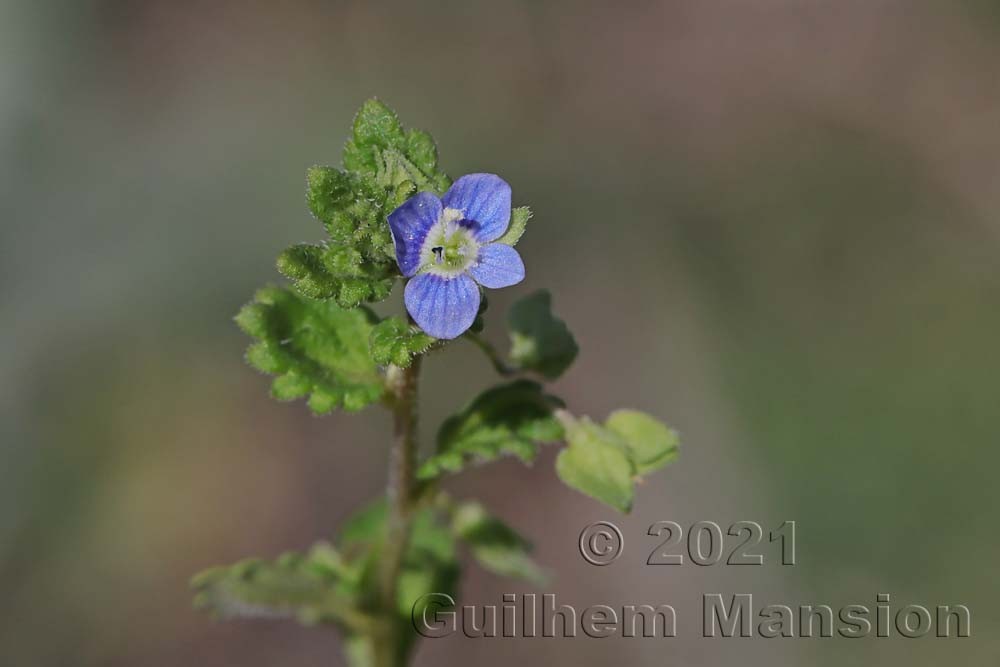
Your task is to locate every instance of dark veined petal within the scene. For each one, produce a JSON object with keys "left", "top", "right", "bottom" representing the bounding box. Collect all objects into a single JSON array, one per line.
[
  {"left": 441, "top": 173, "right": 511, "bottom": 242},
  {"left": 388, "top": 191, "right": 443, "bottom": 277},
  {"left": 468, "top": 243, "right": 525, "bottom": 289},
  {"left": 404, "top": 273, "right": 481, "bottom": 340}
]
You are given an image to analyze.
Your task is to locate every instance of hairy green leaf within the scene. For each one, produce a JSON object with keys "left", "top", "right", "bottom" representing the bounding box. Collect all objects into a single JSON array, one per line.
[
  {"left": 291, "top": 164, "right": 401, "bottom": 306},
  {"left": 192, "top": 498, "right": 461, "bottom": 664},
  {"left": 555, "top": 411, "right": 636, "bottom": 512},
  {"left": 554, "top": 409, "right": 679, "bottom": 512},
  {"left": 342, "top": 100, "right": 449, "bottom": 190},
  {"left": 605, "top": 409, "right": 679, "bottom": 475},
  {"left": 451, "top": 501, "right": 546, "bottom": 584},
  {"left": 508, "top": 290, "right": 579, "bottom": 379},
  {"left": 405, "top": 129, "right": 439, "bottom": 179},
  {"left": 276, "top": 242, "right": 395, "bottom": 307},
  {"left": 417, "top": 380, "right": 565, "bottom": 479},
  {"left": 282, "top": 100, "right": 451, "bottom": 308},
  {"left": 306, "top": 167, "right": 399, "bottom": 262},
  {"left": 343, "top": 99, "right": 406, "bottom": 173},
  {"left": 495, "top": 206, "right": 531, "bottom": 246},
  {"left": 191, "top": 544, "right": 364, "bottom": 627},
  {"left": 236, "top": 286, "right": 384, "bottom": 413},
  {"left": 369, "top": 317, "right": 435, "bottom": 367}
]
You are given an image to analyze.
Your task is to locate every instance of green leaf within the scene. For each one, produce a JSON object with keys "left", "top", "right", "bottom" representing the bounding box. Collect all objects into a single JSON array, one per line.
[
  {"left": 405, "top": 129, "right": 439, "bottom": 179},
  {"left": 338, "top": 500, "right": 388, "bottom": 550},
  {"left": 341, "top": 99, "right": 450, "bottom": 194},
  {"left": 605, "top": 409, "right": 679, "bottom": 475},
  {"left": 397, "top": 510, "right": 459, "bottom": 616},
  {"left": 289, "top": 163, "right": 401, "bottom": 306},
  {"left": 393, "top": 512, "right": 460, "bottom": 664},
  {"left": 305, "top": 166, "right": 356, "bottom": 235},
  {"left": 343, "top": 99, "right": 406, "bottom": 173},
  {"left": 495, "top": 206, "right": 531, "bottom": 246},
  {"left": 191, "top": 544, "right": 365, "bottom": 627},
  {"left": 282, "top": 101, "right": 452, "bottom": 309},
  {"left": 333, "top": 500, "right": 460, "bottom": 664},
  {"left": 418, "top": 380, "right": 565, "bottom": 479},
  {"left": 236, "top": 286, "right": 384, "bottom": 413},
  {"left": 192, "top": 497, "right": 460, "bottom": 666},
  {"left": 369, "top": 317, "right": 435, "bottom": 367},
  {"left": 554, "top": 409, "right": 680, "bottom": 512},
  {"left": 275, "top": 242, "right": 393, "bottom": 306},
  {"left": 555, "top": 411, "right": 636, "bottom": 512},
  {"left": 305, "top": 167, "right": 398, "bottom": 261},
  {"left": 276, "top": 243, "right": 396, "bottom": 307},
  {"left": 334, "top": 500, "right": 460, "bottom": 618},
  {"left": 507, "top": 290, "right": 579, "bottom": 379},
  {"left": 451, "top": 501, "right": 546, "bottom": 584}
]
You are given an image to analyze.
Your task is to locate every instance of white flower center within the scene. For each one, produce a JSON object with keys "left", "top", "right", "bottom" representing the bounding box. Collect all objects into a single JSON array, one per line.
[{"left": 419, "top": 208, "right": 479, "bottom": 277}]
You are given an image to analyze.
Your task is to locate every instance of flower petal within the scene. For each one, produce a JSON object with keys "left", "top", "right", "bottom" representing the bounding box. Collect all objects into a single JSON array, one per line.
[
  {"left": 441, "top": 173, "right": 511, "bottom": 242},
  {"left": 469, "top": 243, "right": 525, "bottom": 289},
  {"left": 404, "top": 273, "right": 481, "bottom": 340},
  {"left": 388, "top": 191, "right": 443, "bottom": 277}
]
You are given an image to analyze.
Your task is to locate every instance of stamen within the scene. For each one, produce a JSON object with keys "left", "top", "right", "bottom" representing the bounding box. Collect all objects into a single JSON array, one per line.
[{"left": 432, "top": 246, "right": 444, "bottom": 264}]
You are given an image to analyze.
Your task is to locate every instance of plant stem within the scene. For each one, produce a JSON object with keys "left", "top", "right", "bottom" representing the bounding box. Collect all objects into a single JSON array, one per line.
[{"left": 374, "top": 356, "right": 422, "bottom": 667}]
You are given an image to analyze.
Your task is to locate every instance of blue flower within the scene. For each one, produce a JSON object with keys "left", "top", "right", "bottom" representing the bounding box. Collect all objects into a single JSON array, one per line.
[{"left": 387, "top": 174, "right": 525, "bottom": 339}]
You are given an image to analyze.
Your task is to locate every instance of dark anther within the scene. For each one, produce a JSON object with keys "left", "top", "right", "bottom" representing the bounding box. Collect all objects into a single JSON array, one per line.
[{"left": 431, "top": 246, "right": 444, "bottom": 264}]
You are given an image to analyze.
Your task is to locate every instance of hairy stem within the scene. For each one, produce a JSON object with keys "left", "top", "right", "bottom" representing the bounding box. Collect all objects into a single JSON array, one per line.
[{"left": 374, "top": 356, "right": 422, "bottom": 667}]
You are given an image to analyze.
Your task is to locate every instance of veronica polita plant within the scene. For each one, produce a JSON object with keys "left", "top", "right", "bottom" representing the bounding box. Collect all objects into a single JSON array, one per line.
[{"left": 191, "top": 99, "right": 679, "bottom": 667}]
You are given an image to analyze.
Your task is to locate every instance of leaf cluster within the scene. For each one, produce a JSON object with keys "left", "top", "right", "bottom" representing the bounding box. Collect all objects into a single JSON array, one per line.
[
  {"left": 279, "top": 100, "right": 451, "bottom": 308},
  {"left": 369, "top": 317, "right": 435, "bottom": 368},
  {"left": 235, "top": 286, "right": 384, "bottom": 412},
  {"left": 419, "top": 288, "right": 679, "bottom": 514},
  {"left": 192, "top": 496, "right": 542, "bottom": 663}
]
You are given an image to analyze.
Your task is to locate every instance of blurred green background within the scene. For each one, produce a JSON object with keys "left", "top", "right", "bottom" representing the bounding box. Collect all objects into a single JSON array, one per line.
[{"left": 2, "top": 1, "right": 997, "bottom": 665}]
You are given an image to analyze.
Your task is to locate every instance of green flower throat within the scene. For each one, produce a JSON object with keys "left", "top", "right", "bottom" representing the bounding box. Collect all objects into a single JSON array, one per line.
[{"left": 419, "top": 210, "right": 480, "bottom": 277}]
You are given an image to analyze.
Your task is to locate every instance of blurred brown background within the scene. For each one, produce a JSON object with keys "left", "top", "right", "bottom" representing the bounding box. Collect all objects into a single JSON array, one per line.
[{"left": 2, "top": 1, "right": 998, "bottom": 665}]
